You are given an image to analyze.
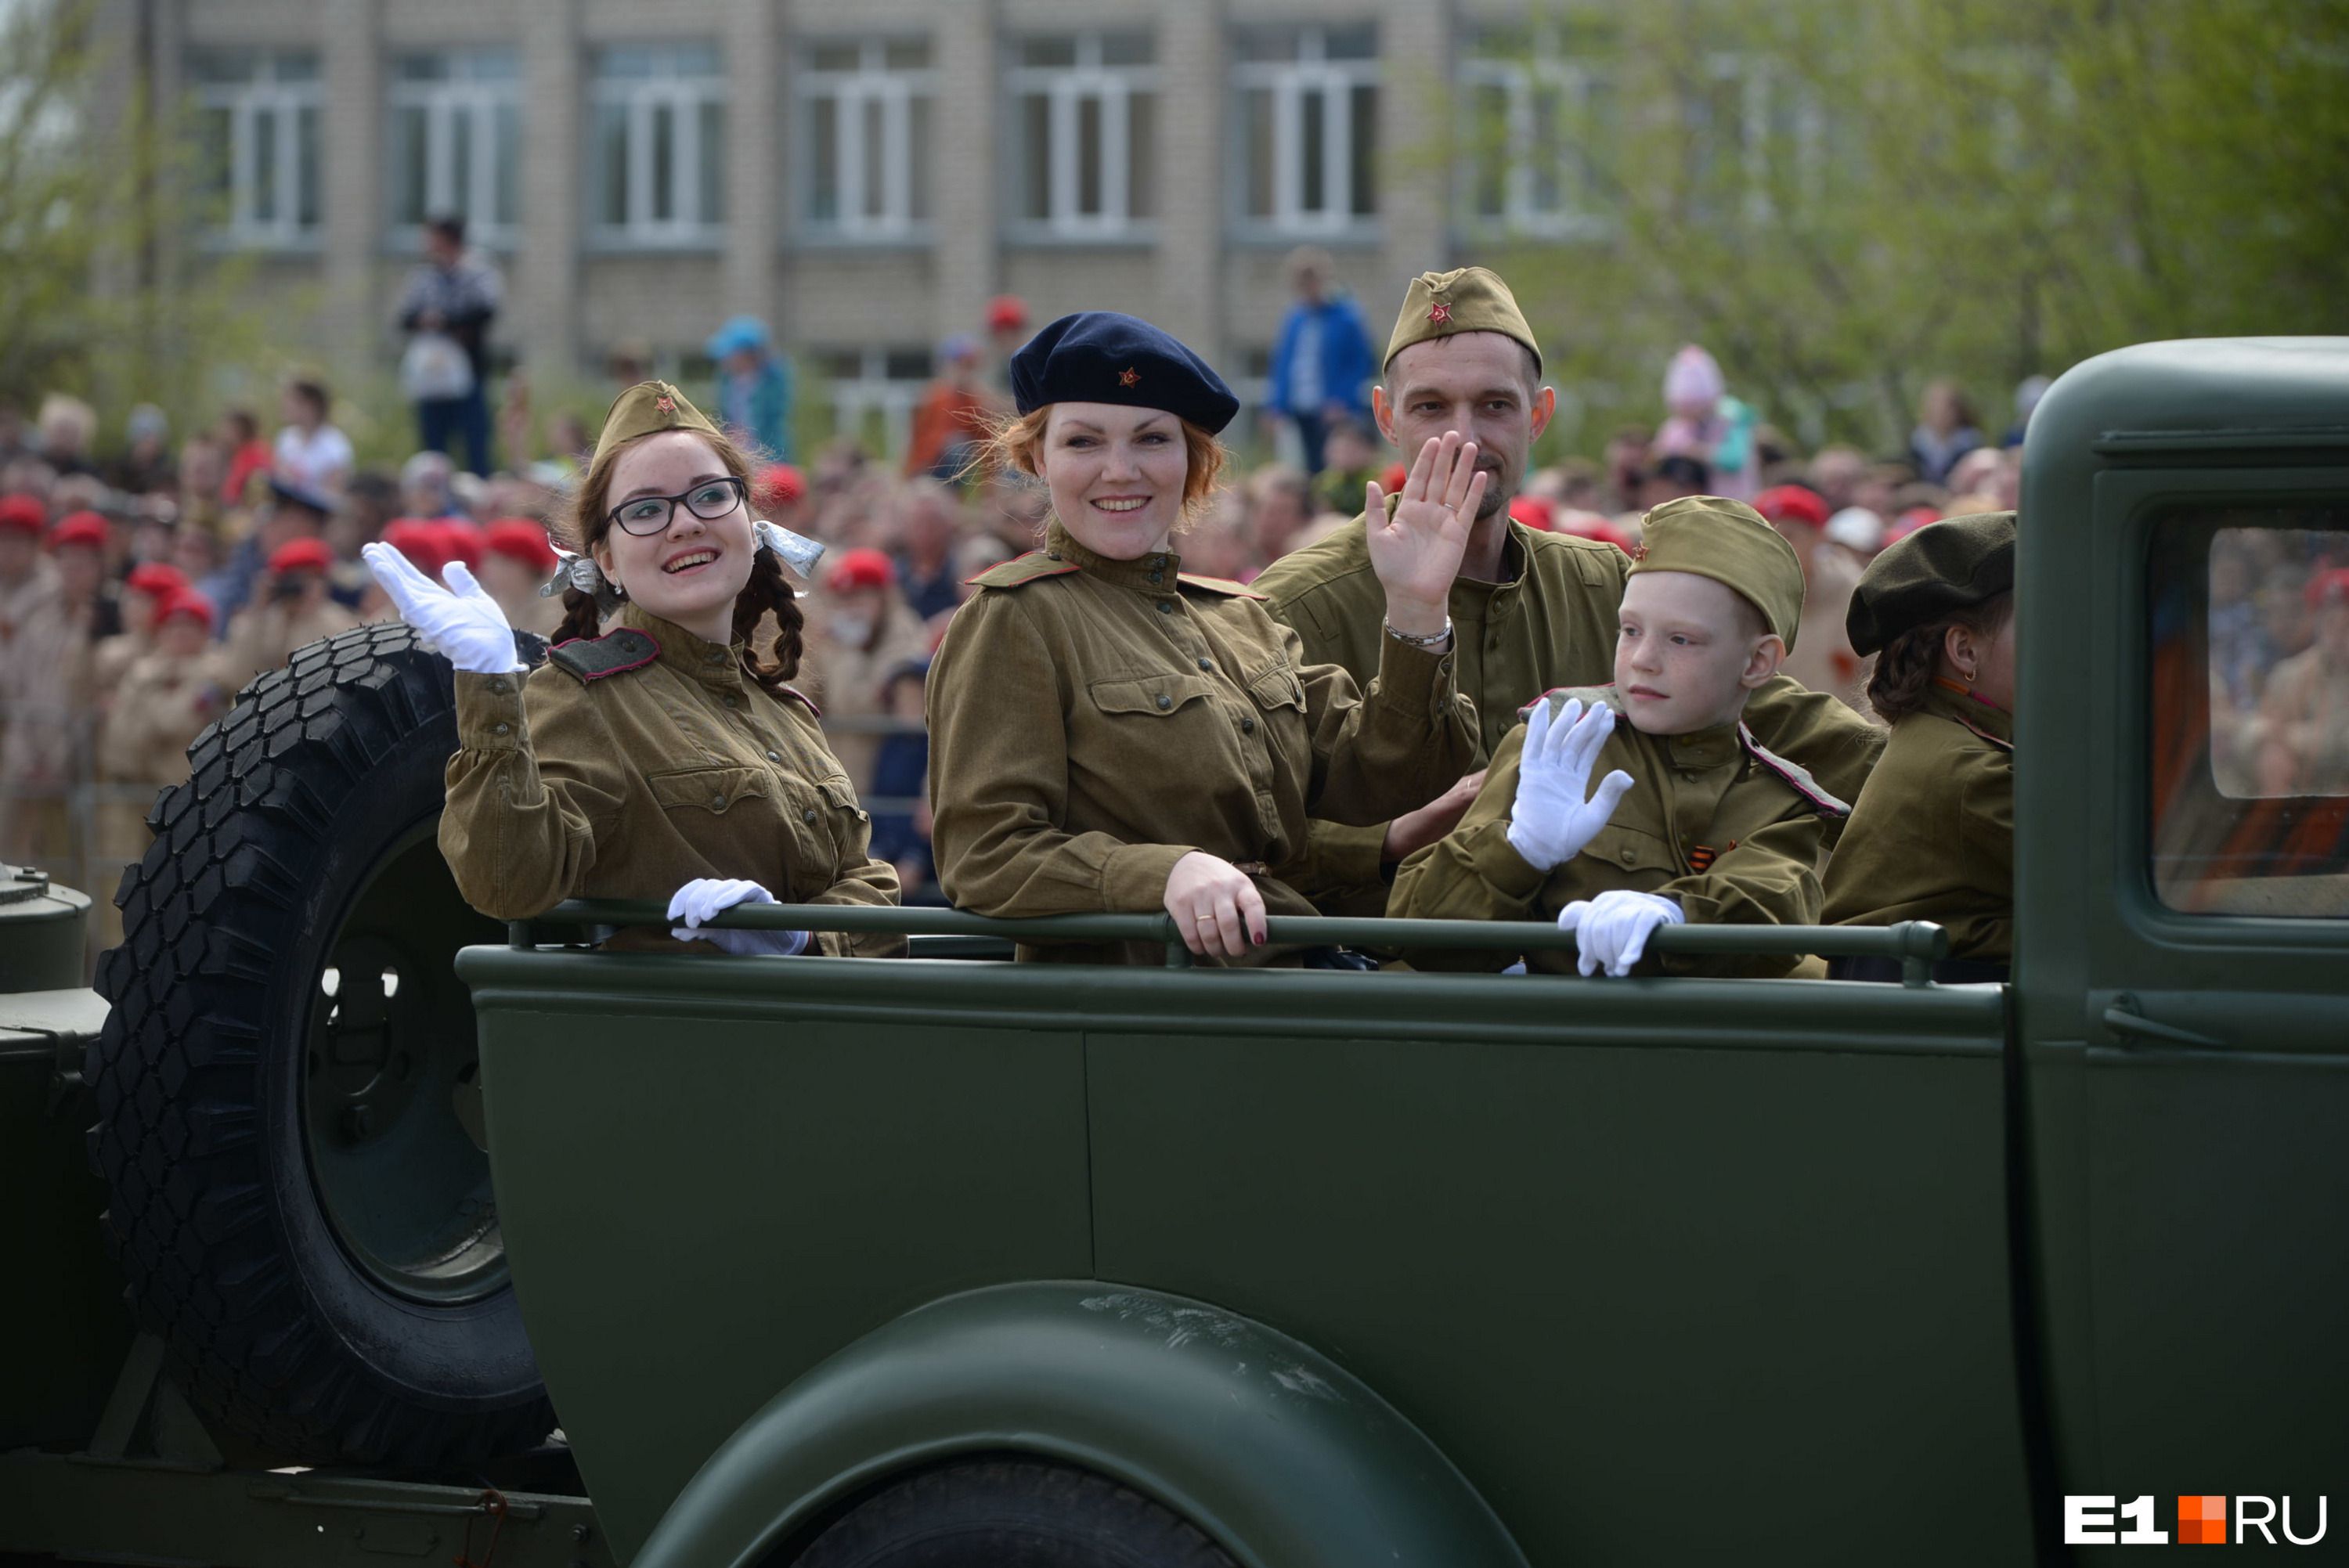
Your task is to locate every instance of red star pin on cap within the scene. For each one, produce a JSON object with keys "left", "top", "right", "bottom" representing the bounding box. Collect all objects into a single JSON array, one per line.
[
  {"left": 1429, "top": 301, "right": 1453, "bottom": 326},
  {"left": 1117, "top": 366, "right": 1140, "bottom": 387},
  {"left": 655, "top": 392, "right": 676, "bottom": 414}
]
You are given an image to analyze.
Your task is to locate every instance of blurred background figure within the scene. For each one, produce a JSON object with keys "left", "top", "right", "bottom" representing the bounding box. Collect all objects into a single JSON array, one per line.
[
  {"left": 222, "top": 536, "right": 359, "bottom": 682},
  {"left": 398, "top": 214, "right": 503, "bottom": 474},
  {"left": 864, "top": 658, "right": 936, "bottom": 902},
  {"left": 92, "top": 561, "right": 189, "bottom": 705},
  {"left": 400, "top": 450, "right": 460, "bottom": 521},
  {"left": 1755, "top": 484, "right": 1866, "bottom": 711},
  {"left": 1265, "top": 246, "right": 1374, "bottom": 475},
  {"left": 216, "top": 407, "right": 270, "bottom": 505},
  {"left": 755, "top": 462, "right": 810, "bottom": 536},
  {"left": 114, "top": 405, "right": 175, "bottom": 496},
  {"left": 200, "top": 475, "right": 332, "bottom": 622},
  {"left": 272, "top": 373, "right": 352, "bottom": 498},
  {"left": 2004, "top": 376, "right": 2051, "bottom": 449},
  {"left": 0, "top": 510, "right": 106, "bottom": 860},
  {"left": 984, "top": 295, "right": 1031, "bottom": 394},
  {"left": 799, "top": 546, "right": 929, "bottom": 795},
  {"left": 480, "top": 518, "right": 564, "bottom": 637},
  {"left": 903, "top": 335, "right": 993, "bottom": 481},
  {"left": 37, "top": 394, "right": 99, "bottom": 478},
  {"left": 892, "top": 481, "right": 965, "bottom": 627},
  {"left": 1243, "top": 466, "right": 1313, "bottom": 573},
  {"left": 2253, "top": 568, "right": 2349, "bottom": 796},
  {"left": 1653, "top": 345, "right": 1759, "bottom": 501},
  {"left": 1908, "top": 378, "right": 1984, "bottom": 486},
  {"left": 1310, "top": 416, "right": 1381, "bottom": 520},
  {"left": 707, "top": 315, "right": 793, "bottom": 460}
]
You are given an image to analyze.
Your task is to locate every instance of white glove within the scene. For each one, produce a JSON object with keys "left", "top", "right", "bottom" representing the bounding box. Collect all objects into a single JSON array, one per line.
[
  {"left": 1505, "top": 697, "right": 1636, "bottom": 871},
  {"left": 361, "top": 542, "right": 525, "bottom": 674},
  {"left": 1558, "top": 889, "right": 1684, "bottom": 978},
  {"left": 666, "top": 878, "right": 809, "bottom": 957}
]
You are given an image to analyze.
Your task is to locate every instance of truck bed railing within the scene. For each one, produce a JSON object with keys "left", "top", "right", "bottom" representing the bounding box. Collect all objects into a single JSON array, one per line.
[{"left": 514, "top": 902, "right": 1953, "bottom": 986}]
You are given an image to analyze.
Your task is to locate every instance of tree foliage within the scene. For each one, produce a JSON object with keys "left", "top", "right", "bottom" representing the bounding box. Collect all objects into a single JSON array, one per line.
[
  {"left": 0, "top": 0, "right": 273, "bottom": 438},
  {"left": 1467, "top": 0, "right": 2349, "bottom": 455}
]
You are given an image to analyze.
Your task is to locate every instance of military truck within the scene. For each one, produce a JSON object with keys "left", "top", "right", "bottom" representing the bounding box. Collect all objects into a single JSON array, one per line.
[{"left": 4, "top": 337, "right": 2344, "bottom": 1566}]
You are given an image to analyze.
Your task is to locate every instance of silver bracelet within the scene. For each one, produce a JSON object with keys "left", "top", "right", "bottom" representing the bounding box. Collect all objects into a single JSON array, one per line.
[{"left": 1383, "top": 616, "right": 1453, "bottom": 650}]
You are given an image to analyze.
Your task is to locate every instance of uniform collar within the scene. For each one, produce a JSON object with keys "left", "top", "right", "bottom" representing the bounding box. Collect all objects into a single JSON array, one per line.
[
  {"left": 1924, "top": 678, "right": 2014, "bottom": 746},
  {"left": 1662, "top": 716, "right": 1744, "bottom": 771},
  {"left": 1449, "top": 520, "right": 1532, "bottom": 613},
  {"left": 1045, "top": 518, "right": 1183, "bottom": 593},
  {"left": 619, "top": 602, "right": 745, "bottom": 690}
]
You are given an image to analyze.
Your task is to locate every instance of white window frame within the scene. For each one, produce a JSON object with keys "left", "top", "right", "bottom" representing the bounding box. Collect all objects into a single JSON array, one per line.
[
  {"left": 1231, "top": 25, "right": 1380, "bottom": 239},
  {"left": 587, "top": 45, "right": 727, "bottom": 251},
  {"left": 1004, "top": 33, "right": 1158, "bottom": 243},
  {"left": 1698, "top": 53, "right": 1824, "bottom": 224},
  {"left": 193, "top": 52, "right": 322, "bottom": 251},
  {"left": 817, "top": 347, "right": 933, "bottom": 456},
  {"left": 387, "top": 49, "right": 521, "bottom": 251},
  {"left": 798, "top": 39, "right": 937, "bottom": 243},
  {"left": 1456, "top": 45, "right": 1613, "bottom": 240}
]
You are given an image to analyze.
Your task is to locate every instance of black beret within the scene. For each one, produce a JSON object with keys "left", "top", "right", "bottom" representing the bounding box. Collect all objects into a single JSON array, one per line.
[
  {"left": 1011, "top": 312, "right": 1239, "bottom": 434},
  {"left": 1846, "top": 510, "right": 2017, "bottom": 656}
]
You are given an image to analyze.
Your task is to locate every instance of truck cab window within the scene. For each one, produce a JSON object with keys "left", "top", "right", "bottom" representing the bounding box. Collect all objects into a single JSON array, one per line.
[{"left": 2150, "top": 510, "right": 2349, "bottom": 915}]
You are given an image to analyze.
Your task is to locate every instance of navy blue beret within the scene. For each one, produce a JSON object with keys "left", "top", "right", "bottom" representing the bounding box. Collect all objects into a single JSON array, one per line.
[{"left": 1010, "top": 312, "right": 1240, "bottom": 434}]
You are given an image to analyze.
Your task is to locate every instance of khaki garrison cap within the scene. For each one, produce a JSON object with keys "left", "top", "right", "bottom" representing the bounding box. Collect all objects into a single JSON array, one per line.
[
  {"left": 594, "top": 380, "right": 723, "bottom": 468},
  {"left": 1384, "top": 267, "right": 1543, "bottom": 376},
  {"left": 1630, "top": 494, "right": 1806, "bottom": 651},
  {"left": 1845, "top": 510, "right": 2017, "bottom": 656}
]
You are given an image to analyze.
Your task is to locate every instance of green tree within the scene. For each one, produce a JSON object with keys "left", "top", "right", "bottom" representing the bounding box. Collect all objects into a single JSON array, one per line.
[
  {"left": 1463, "top": 0, "right": 2349, "bottom": 457},
  {"left": 0, "top": 0, "right": 276, "bottom": 450}
]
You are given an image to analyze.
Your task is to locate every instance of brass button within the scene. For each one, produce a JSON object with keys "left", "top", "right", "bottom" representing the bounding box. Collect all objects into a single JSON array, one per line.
[
  {"left": 710, "top": 793, "right": 726, "bottom": 808},
  {"left": 1196, "top": 657, "right": 1212, "bottom": 671},
  {"left": 1241, "top": 716, "right": 1257, "bottom": 735},
  {"left": 488, "top": 678, "right": 509, "bottom": 694},
  {"left": 1156, "top": 600, "right": 1173, "bottom": 613},
  {"left": 767, "top": 749, "right": 781, "bottom": 762},
  {"left": 1619, "top": 846, "right": 1636, "bottom": 863},
  {"left": 1149, "top": 569, "right": 1164, "bottom": 584},
  {"left": 1155, "top": 694, "right": 1172, "bottom": 710},
  {"left": 802, "top": 808, "right": 818, "bottom": 824},
  {"left": 491, "top": 722, "right": 510, "bottom": 735}
]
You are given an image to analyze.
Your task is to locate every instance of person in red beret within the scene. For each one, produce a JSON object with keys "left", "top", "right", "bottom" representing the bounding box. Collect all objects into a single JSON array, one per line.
[
  {"left": 1507, "top": 493, "right": 1556, "bottom": 532},
  {"left": 224, "top": 534, "right": 359, "bottom": 681},
  {"left": 0, "top": 495, "right": 60, "bottom": 755},
  {"left": 985, "top": 294, "right": 1032, "bottom": 394},
  {"left": 93, "top": 561, "right": 193, "bottom": 705},
  {"left": 436, "top": 517, "right": 486, "bottom": 573},
  {"left": 478, "top": 518, "right": 564, "bottom": 637},
  {"left": 801, "top": 545, "right": 929, "bottom": 793},
  {"left": 752, "top": 463, "right": 809, "bottom": 532},
  {"left": 99, "top": 586, "right": 229, "bottom": 815},
  {"left": 1754, "top": 481, "right": 1865, "bottom": 708},
  {"left": 1, "top": 506, "right": 112, "bottom": 857}
]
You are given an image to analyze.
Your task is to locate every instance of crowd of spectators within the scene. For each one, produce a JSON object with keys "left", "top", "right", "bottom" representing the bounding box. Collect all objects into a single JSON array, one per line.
[{"left": 29, "top": 308, "right": 2315, "bottom": 928}]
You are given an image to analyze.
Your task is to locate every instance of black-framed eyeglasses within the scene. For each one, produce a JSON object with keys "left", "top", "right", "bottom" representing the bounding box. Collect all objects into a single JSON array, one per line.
[{"left": 607, "top": 475, "right": 748, "bottom": 536}]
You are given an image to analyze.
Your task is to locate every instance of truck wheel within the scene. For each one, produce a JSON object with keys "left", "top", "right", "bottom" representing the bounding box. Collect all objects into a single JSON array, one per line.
[
  {"left": 85, "top": 622, "right": 554, "bottom": 1468},
  {"left": 791, "top": 1458, "right": 1237, "bottom": 1567}
]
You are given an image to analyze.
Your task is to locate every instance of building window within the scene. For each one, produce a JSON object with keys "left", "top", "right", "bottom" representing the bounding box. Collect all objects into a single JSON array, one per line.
[
  {"left": 1459, "top": 36, "right": 1614, "bottom": 239},
  {"left": 1232, "top": 24, "right": 1378, "bottom": 237},
  {"left": 799, "top": 38, "right": 936, "bottom": 243},
  {"left": 190, "top": 50, "right": 322, "bottom": 250},
  {"left": 388, "top": 49, "right": 521, "bottom": 248},
  {"left": 587, "top": 44, "right": 727, "bottom": 248},
  {"left": 1005, "top": 32, "right": 1156, "bottom": 242},
  {"left": 1689, "top": 55, "right": 1822, "bottom": 224},
  {"left": 813, "top": 347, "right": 934, "bottom": 456}
]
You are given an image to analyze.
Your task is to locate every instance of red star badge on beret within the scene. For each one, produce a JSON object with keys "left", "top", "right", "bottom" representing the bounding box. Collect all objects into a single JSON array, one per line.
[
  {"left": 1429, "top": 301, "right": 1453, "bottom": 326},
  {"left": 1117, "top": 366, "right": 1140, "bottom": 387},
  {"left": 655, "top": 392, "right": 676, "bottom": 414}
]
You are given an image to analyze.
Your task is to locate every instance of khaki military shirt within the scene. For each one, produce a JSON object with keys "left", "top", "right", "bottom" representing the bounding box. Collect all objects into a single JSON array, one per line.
[
  {"left": 1253, "top": 514, "right": 1885, "bottom": 912},
  {"left": 99, "top": 648, "right": 231, "bottom": 784},
  {"left": 441, "top": 603, "right": 900, "bottom": 955},
  {"left": 1822, "top": 683, "right": 2013, "bottom": 961},
  {"left": 927, "top": 519, "right": 1477, "bottom": 964},
  {"left": 222, "top": 597, "right": 363, "bottom": 685},
  {"left": 1390, "top": 687, "right": 1848, "bottom": 978}
]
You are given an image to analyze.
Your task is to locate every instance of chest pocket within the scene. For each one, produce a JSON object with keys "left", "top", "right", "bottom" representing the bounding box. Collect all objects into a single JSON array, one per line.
[
  {"left": 1243, "top": 662, "right": 1308, "bottom": 713},
  {"left": 817, "top": 774, "right": 868, "bottom": 824},
  {"left": 1089, "top": 672, "right": 1215, "bottom": 718},
  {"left": 648, "top": 764, "right": 770, "bottom": 816},
  {"left": 1578, "top": 820, "right": 1681, "bottom": 878}
]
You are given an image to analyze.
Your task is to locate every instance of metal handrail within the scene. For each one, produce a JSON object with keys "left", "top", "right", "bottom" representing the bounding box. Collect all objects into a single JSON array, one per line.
[{"left": 516, "top": 899, "right": 1952, "bottom": 984}]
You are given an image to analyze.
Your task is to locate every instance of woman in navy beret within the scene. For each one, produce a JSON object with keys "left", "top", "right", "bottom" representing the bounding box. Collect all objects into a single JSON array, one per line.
[{"left": 926, "top": 310, "right": 1484, "bottom": 964}]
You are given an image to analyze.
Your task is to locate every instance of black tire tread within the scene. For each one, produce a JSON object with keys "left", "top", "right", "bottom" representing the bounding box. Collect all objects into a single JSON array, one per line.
[{"left": 87, "top": 622, "right": 552, "bottom": 1468}]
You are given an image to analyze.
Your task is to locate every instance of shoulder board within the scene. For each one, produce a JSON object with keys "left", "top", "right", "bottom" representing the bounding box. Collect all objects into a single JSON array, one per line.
[
  {"left": 1953, "top": 714, "right": 2014, "bottom": 753},
  {"left": 1517, "top": 683, "right": 1622, "bottom": 723},
  {"left": 780, "top": 683, "right": 823, "bottom": 719},
  {"left": 1178, "top": 572, "right": 1268, "bottom": 600},
  {"left": 966, "top": 549, "right": 1081, "bottom": 590},
  {"left": 547, "top": 626, "right": 660, "bottom": 683},
  {"left": 1739, "top": 725, "right": 1852, "bottom": 818}
]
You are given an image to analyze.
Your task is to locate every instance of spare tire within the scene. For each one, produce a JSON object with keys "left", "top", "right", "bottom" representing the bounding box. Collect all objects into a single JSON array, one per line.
[{"left": 87, "top": 622, "right": 553, "bottom": 1468}]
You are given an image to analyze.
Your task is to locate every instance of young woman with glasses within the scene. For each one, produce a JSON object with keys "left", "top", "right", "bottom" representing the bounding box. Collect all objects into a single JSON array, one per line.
[{"left": 363, "top": 381, "right": 901, "bottom": 955}]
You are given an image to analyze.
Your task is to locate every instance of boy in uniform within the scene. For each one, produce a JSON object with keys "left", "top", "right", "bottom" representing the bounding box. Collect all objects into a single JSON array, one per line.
[{"left": 1390, "top": 495, "right": 1848, "bottom": 977}]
